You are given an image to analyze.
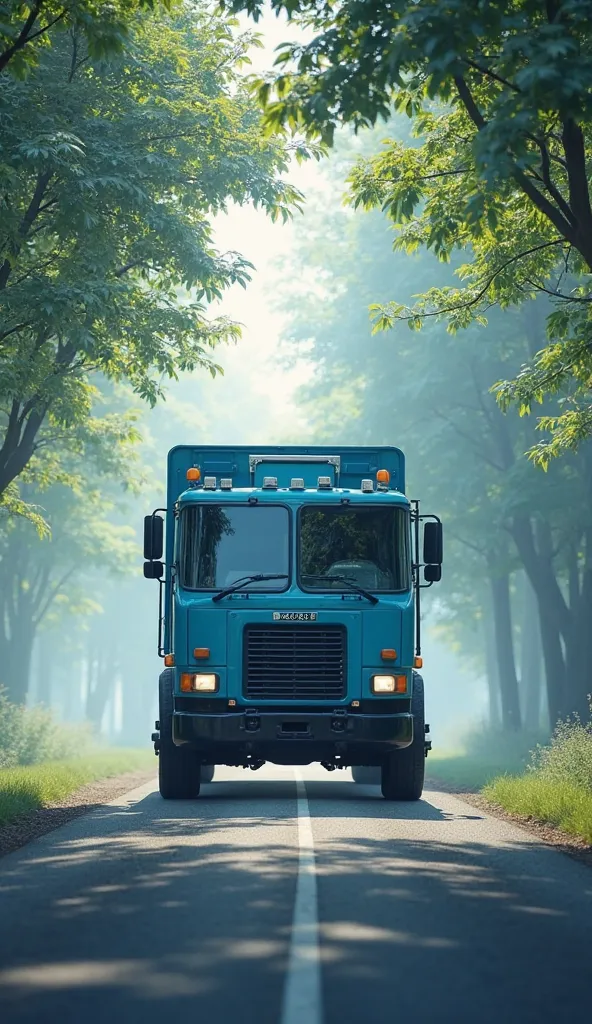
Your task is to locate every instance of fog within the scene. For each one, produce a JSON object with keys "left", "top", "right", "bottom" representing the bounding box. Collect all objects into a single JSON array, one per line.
[{"left": 4, "top": 4, "right": 587, "bottom": 767}]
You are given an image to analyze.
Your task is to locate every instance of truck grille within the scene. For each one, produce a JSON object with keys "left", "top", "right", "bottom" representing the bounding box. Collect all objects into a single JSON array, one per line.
[{"left": 243, "top": 624, "right": 347, "bottom": 701}]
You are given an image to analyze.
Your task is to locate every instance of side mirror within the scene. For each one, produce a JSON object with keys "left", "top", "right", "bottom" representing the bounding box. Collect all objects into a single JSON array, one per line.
[
  {"left": 423, "top": 521, "right": 443, "bottom": 566},
  {"left": 144, "top": 515, "right": 164, "bottom": 560},
  {"left": 144, "top": 560, "right": 164, "bottom": 580},
  {"left": 424, "top": 564, "right": 442, "bottom": 583}
]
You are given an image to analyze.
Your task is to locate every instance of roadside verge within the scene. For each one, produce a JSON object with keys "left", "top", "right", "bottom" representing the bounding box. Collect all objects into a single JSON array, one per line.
[
  {"left": 0, "top": 750, "right": 156, "bottom": 857},
  {"left": 427, "top": 753, "right": 592, "bottom": 864}
]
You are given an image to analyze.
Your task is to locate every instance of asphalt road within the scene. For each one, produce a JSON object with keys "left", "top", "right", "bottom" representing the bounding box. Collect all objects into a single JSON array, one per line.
[{"left": 0, "top": 765, "right": 590, "bottom": 1024}]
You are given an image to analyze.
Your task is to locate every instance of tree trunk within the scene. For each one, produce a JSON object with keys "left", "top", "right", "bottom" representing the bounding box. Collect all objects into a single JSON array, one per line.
[
  {"left": 35, "top": 632, "right": 53, "bottom": 706},
  {"left": 3, "top": 618, "right": 35, "bottom": 705},
  {"left": 86, "top": 638, "right": 117, "bottom": 731},
  {"left": 488, "top": 561, "right": 522, "bottom": 731},
  {"left": 510, "top": 515, "right": 567, "bottom": 726},
  {"left": 518, "top": 574, "right": 543, "bottom": 731},
  {"left": 484, "top": 602, "right": 501, "bottom": 729}
]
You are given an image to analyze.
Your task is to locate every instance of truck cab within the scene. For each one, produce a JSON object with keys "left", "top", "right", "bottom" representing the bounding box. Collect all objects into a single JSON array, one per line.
[{"left": 144, "top": 445, "right": 442, "bottom": 801}]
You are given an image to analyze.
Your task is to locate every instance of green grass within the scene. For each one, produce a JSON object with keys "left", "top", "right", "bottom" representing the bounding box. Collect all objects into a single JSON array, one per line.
[
  {"left": 426, "top": 748, "right": 531, "bottom": 791},
  {"left": 484, "top": 774, "right": 592, "bottom": 844},
  {"left": 0, "top": 749, "right": 155, "bottom": 827}
]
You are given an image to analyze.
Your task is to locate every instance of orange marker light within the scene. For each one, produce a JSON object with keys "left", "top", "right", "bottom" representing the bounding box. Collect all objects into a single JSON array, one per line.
[
  {"left": 381, "top": 648, "right": 397, "bottom": 661},
  {"left": 393, "top": 675, "right": 407, "bottom": 693},
  {"left": 164, "top": 653, "right": 175, "bottom": 667},
  {"left": 186, "top": 467, "right": 201, "bottom": 482},
  {"left": 414, "top": 656, "right": 423, "bottom": 669},
  {"left": 180, "top": 673, "right": 193, "bottom": 692},
  {"left": 193, "top": 648, "right": 210, "bottom": 660},
  {"left": 377, "top": 469, "right": 390, "bottom": 484}
]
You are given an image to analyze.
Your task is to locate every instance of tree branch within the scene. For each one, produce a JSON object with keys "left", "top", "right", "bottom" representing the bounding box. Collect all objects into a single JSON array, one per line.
[
  {"left": 513, "top": 168, "right": 582, "bottom": 253},
  {"left": 523, "top": 278, "right": 592, "bottom": 302},
  {"left": 561, "top": 117, "right": 592, "bottom": 228},
  {"left": 463, "top": 58, "right": 521, "bottom": 94},
  {"left": 391, "top": 239, "right": 565, "bottom": 322},
  {"left": 433, "top": 409, "right": 505, "bottom": 471},
  {"left": 0, "top": 170, "right": 53, "bottom": 290},
  {"left": 525, "top": 135, "right": 575, "bottom": 225},
  {"left": 0, "top": 1, "right": 43, "bottom": 74},
  {"left": 453, "top": 75, "right": 487, "bottom": 129},
  {"left": 35, "top": 567, "right": 77, "bottom": 626}
]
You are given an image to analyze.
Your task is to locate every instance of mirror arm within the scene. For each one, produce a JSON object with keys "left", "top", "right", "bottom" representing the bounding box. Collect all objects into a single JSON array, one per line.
[
  {"left": 158, "top": 575, "right": 165, "bottom": 657},
  {"left": 411, "top": 499, "right": 422, "bottom": 657}
]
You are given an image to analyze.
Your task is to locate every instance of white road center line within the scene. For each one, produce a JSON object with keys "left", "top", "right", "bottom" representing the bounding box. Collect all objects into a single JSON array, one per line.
[{"left": 280, "top": 770, "right": 323, "bottom": 1024}]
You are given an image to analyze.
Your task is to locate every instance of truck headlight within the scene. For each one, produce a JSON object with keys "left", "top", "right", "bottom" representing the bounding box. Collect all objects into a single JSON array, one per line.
[
  {"left": 180, "top": 673, "right": 219, "bottom": 693},
  {"left": 371, "top": 674, "right": 407, "bottom": 694}
]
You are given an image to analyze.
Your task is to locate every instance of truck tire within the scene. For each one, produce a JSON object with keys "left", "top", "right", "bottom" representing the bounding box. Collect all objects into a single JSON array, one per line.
[
  {"left": 200, "top": 765, "right": 215, "bottom": 783},
  {"left": 381, "top": 672, "right": 426, "bottom": 801},
  {"left": 158, "top": 669, "right": 201, "bottom": 800},
  {"left": 351, "top": 766, "right": 381, "bottom": 785}
]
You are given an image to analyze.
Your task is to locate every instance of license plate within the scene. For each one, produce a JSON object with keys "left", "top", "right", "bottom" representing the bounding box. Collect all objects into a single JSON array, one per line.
[{"left": 273, "top": 612, "right": 317, "bottom": 621}]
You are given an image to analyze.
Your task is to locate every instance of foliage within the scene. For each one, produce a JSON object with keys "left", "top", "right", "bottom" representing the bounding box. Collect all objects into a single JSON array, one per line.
[
  {"left": 225, "top": 0, "right": 592, "bottom": 462},
  {"left": 0, "top": 1, "right": 302, "bottom": 499},
  {"left": 0, "top": 748, "right": 154, "bottom": 825},
  {"left": 0, "top": 0, "right": 175, "bottom": 77},
  {"left": 275, "top": 123, "right": 592, "bottom": 725},
  {"left": 0, "top": 381, "right": 143, "bottom": 702},
  {"left": 529, "top": 702, "right": 592, "bottom": 789},
  {"left": 483, "top": 774, "right": 592, "bottom": 843},
  {"left": 484, "top": 700, "right": 592, "bottom": 841},
  {"left": 0, "top": 686, "right": 95, "bottom": 768}
]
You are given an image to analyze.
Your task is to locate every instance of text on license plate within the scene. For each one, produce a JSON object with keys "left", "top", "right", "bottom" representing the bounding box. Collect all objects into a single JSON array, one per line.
[{"left": 272, "top": 612, "right": 318, "bottom": 621}]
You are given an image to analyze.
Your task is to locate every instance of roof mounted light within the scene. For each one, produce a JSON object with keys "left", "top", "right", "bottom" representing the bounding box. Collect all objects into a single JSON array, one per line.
[
  {"left": 186, "top": 467, "right": 200, "bottom": 483},
  {"left": 203, "top": 476, "right": 217, "bottom": 490},
  {"left": 361, "top": 479, "right": 374, "bottom": 493},
  {"left": 290, "top": 478, "right": 305, "bottom": 490},
  {"left": 262, "top": 476, "right": 278, "bottom": 489},
  {"left": 377, "top": 468, "right": 390, "bottom": 490},
  {"left": 220, "top": 478, "right": 232, "bottom": 490},
  {"left": 318, "top": 476, "right": 332, "bottom": 490}
]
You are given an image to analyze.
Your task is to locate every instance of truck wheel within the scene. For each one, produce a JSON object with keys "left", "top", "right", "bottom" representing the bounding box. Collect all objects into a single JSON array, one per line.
[
  {"left": 381, "top": 672, "right": 426, "bottom": 801},
  {"left": 351, "top": 766, "right": 381, "bottom": 785},
  {"left": 158, "top": 669, "right": 201, "bottom": 800},
  {"left": 200, "top": 765, "right": 215, "bottom": 783}
]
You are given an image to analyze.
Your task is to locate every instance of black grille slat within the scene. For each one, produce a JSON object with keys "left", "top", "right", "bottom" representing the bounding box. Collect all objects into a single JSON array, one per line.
[{"left": 243, "top": 624, "right": 346, "bottom": 701}]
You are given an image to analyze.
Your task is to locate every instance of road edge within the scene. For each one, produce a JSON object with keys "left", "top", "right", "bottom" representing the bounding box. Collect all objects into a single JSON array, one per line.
[
  {"left": 0, "top": 768, "right": 156, "bottom": 859},
  {"left": 445, "top": 789, "right": 592, "bottom": 868}
]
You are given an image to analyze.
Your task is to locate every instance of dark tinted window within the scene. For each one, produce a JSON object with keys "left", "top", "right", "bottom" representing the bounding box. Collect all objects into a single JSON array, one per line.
[
  {"left": 180, "top": 505, "right": 289, "bottom": 590},
  {"left": 299, "top": 506, "right": 410, "bottom": 591}
]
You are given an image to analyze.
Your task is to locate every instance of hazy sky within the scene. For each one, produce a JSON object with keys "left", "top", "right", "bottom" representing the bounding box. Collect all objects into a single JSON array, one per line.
[{"left": 205, "top": 10, "right": 320, "bottom": 444}]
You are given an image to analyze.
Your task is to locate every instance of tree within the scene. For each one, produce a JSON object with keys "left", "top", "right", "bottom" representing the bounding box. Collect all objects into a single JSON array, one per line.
[
  {"left": 225, "top": 0, "right": 592, "bottom": 463},
  {"left": 0, "top": 0, "right": 174, "bottom": 77},
  {"left": 0, "top": 2, "right": 302, "bottom": 505},
  {"left": 274, "top": 126, "right": 592, "bottom": 726},
  {"left": 0, "top": 392, "right": 140, "bottom": 703},
  {"left": 0, "top": 479, "right": 137, "bottom": 704}
]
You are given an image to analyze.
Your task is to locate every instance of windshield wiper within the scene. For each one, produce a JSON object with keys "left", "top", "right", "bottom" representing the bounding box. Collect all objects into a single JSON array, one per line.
[
  {"left": 301, "top": 574, "right": 379, "bottom": 605},
  {"left": 212, "top": 574, "right": 289, "bottom": 603}
]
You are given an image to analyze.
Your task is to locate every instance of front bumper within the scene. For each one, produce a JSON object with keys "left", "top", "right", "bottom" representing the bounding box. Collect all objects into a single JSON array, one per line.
[{"left": 171, "top": 708, "right": 413, "bottom": 766}]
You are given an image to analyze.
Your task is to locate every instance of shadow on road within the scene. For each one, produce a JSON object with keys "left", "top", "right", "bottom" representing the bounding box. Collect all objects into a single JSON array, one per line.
[
  {"left": 199, "top": 777, "right": 455, "bottom": 821},
  {"left": 0, "top": 777, "right": 590, "bottom": 1024}
]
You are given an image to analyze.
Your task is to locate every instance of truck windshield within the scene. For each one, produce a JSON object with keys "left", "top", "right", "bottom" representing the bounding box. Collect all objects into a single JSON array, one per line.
[
  {"left": 299, "top": 505, "right": 410, "bottom": 592},
  {"left": 179, "top": 505, "right": 290, "bottom": 590}
]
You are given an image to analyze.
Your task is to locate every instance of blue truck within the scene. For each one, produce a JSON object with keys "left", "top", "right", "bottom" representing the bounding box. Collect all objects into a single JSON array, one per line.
[{"left": 144, "top": 445, "right": 442, "bottom": 801}]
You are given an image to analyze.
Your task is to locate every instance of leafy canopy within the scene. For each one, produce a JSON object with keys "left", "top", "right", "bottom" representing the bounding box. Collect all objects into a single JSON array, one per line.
[
  {"left": 222, "top": 0, "right": 592, "bottom": 464},
  {"left": 0, "top": 0, "right": 175, "bottom": 77},
  {"left": 0, "top": 2, "right": 302, "bottom": 503}
]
